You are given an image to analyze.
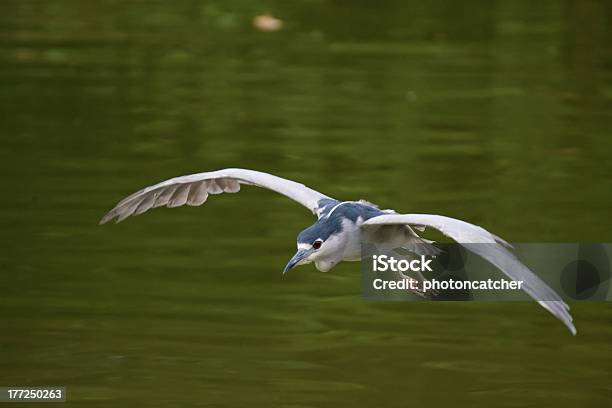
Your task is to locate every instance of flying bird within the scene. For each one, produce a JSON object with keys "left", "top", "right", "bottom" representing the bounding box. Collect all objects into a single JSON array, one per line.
[{"left": 99, "top": 168, "right": 576, "bottom": 334}]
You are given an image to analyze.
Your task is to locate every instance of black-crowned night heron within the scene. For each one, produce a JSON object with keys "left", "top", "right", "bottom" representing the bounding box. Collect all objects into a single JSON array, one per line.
[{"left": 100, "top": 168, "right": 576, "bottom": 334}]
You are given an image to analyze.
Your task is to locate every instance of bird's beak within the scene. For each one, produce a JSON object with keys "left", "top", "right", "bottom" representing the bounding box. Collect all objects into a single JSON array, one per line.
[{"left": 283, "top": 249, "right": 311, "bottom": 274}]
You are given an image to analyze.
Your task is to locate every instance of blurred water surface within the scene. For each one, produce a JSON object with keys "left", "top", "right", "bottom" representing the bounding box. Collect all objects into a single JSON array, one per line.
[{"left": 1, "top": 1, "right": 611, "bottom": 407}]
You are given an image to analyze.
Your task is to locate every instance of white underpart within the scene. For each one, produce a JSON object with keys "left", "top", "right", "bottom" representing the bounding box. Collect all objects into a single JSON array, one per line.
[{"left": 339, "top": 216, "right": 365, "bottom": 261}]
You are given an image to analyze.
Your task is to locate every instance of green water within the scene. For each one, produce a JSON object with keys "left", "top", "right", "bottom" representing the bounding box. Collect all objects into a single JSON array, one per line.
[{"left": 1, "top": 1, "right": 611, "bottom": 406}]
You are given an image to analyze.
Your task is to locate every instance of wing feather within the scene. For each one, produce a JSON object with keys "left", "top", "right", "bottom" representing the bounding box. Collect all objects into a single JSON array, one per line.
[
  {"left": 362, "top": 213, "right": 576, "bottom": 335},
  {"left": 100, "top": 168, "right": 332, "bottom": 224}
]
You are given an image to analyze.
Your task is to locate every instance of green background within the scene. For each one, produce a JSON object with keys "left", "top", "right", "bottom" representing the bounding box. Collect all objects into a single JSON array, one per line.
[{"left": 1, "top": 1, "right": 611, "bottom": 406}]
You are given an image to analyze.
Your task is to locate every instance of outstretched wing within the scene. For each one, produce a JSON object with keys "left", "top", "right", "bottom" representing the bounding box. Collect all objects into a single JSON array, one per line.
[
  {"left": 362, "top": 213, "right": 576, "bottom": 335},
  {"left": 100, "top": 168, "right": 333, "bottom": 224}
]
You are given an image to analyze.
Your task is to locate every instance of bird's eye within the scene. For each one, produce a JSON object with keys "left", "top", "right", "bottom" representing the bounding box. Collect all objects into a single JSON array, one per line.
[{"left": 312, "top": 240, "right": 322, "bottom": 250}]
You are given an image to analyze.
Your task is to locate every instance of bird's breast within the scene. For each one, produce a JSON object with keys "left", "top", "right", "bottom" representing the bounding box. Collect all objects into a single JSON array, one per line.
[{"left": 339, "top": 217, "right": 364, "bottom": 261}]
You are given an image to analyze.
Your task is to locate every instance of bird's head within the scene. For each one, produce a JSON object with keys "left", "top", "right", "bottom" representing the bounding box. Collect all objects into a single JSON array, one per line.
[{"left": 283, "top": 219, "right": 345, "bottom": 274}]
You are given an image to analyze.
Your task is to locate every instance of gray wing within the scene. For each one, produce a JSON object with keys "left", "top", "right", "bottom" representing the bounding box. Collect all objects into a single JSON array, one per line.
[
  {"left": 100, "top": 168, "right": 332, "bottom": 224},
  {"left": 362, "top": 213, "right": 576, "bottom": 335}
]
